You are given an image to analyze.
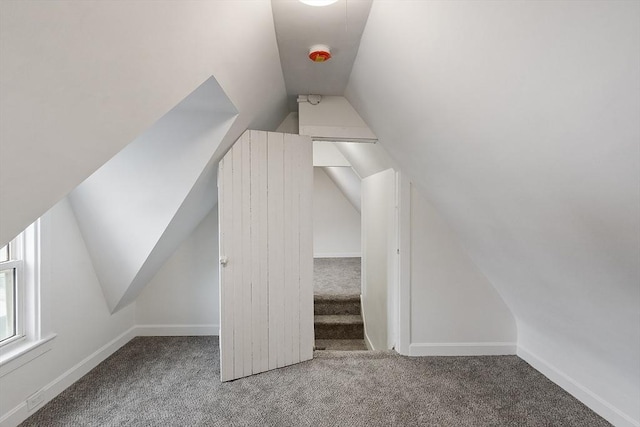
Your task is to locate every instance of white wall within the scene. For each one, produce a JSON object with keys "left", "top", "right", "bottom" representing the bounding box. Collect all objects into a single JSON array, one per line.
[
  {"left": 313, "top": 168, "right": 361, "bottom": 258},
  {"left": 69, "top": 78, "right": 235, "bottom": 313},
  {"left": 275, "top": 112, "right": 299, "bottom": 134},
  {"left": 298, "top": 96, "right": 376, "bottom": 141},
  {"left": 0, "top": 0, "right": 288, "bottom": 246},
  {"left": 135, "top": 208, "right": 219, "bottom": 331},
  {"left": 0, "top": 199, "right": 222, "bottom": 425},
  {"left": 313, "top": 143, "right": 351, "bottom": 167},
  {"left": 69, "top": 78, "right": 236, "bottom": 311},
  {"left": 335, "top": 141, "right": 397, "bottom": 179},
  {"left": 409, "top": 185, "right": 516, "bottom": 351},
  {"left": 361, "top": 169, "right": 396, "bottom": 350},
  {"left": 0, "top": 199, "right": 136, "bottom": 424},
  {"left": 336, "top": 137, "right": 515, "bottom": 354},
  {"left": 323, "top": 167, "right": 362, "bottom": 213},
  {"left": 347, "top": 1, "right": 639, "bottom": 424}
]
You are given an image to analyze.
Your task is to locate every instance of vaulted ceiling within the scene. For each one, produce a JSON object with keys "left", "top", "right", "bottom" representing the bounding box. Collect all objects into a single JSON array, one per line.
[
  {"left": 275, "top": 1, "right": 639, "bottom": 423},
  {"left": 0, "top": 1, "right": 638, "bottom": 425},
  {"left": 271, "top": 0, "right": 372, "bottom": 108},
  {"left": 0, "top": 1, "right": 288, "bottom": 246},
  {"left": 343, "top": 1, "right": 639, "bottom": 422}
]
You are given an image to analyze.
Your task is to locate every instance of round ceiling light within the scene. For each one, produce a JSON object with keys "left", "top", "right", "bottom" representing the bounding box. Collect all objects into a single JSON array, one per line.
[{"left": 299, "top": 0, "right": 339, "bottom": 6}]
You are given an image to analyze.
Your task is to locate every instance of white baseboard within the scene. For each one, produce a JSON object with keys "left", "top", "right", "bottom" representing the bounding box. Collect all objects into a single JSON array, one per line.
[
  {"left": 135, "top": 324, "right": 219, "bottom": 336},
  {"left": 314, "top": 253, "right": 361, "bottom": 258},
  {"left": 409, "top": 342, "right": 517, "bottom": 356},
  {"left": 518, "top": 346, "right": 639, "bottom": 427},
  {"left": 359, "top": 295, "right": 374, "bottom": 351},
  {"left": 5, "top": 327, "right": 634, "bottom": 427},
  {"left": 363, "top": 330, "right": 374, "bottom": 351},
  {"left": 0, "top": 324, "right": 219, "bottom": 427},
  {"left": 0, "top": 326, "right": 137, "bottom": 427}
]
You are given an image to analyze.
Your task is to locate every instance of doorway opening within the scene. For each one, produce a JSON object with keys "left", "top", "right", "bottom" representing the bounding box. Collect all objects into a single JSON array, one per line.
[
  {"left": 311, "top": 140, "right": 400, "bottom": 353},
  {"left": 312, "top": 161, "right": 366, "bottom": 351}
]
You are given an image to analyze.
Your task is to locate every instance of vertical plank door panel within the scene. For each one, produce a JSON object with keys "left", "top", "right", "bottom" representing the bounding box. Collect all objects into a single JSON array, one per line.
[
  {"left": 250, "top": 131, "right": 268, "bottom": 374},
  {"left": 286, "top": 134, "right": 301, "bottom": 364},
  {"left": 241, "top": 132, "right": 253, "bottom": 375},
  {"left": 232, "top": 138, "right": 245, "bottom": 378},
  {"left": 255, "top": 132, "right": 270, "bottom": 374},
  {"left": 298, "top": 138, "right": 314, "bottom": 361},
  {"left": 283, "top": 135, "right": 294, "bottom": 366},
  {"left": 219, "top": 130, "right": 313, "bottom": 381},
  {"left": 267, "top": 132, "right": 285, "bottom": 369},
  {"left": 219, "top": 155, "right": 234, "bottom": 381}
]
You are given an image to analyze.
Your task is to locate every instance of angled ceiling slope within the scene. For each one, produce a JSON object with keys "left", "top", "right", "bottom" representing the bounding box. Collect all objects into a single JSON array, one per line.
[
  {"left": 69, "top": 77, "right": 237, "bottom": 313},
  {"left": 0, "top": 0, "right": 287, "bottom": 246},
  {"left": 322, "top": 166, "right": 361, "bottom": 213},
  {"left": 271, "top": 0, "right": 372, "bottom": 109},
  {"left": 345, "top": 1, "right": 639, "bottom": 424}
]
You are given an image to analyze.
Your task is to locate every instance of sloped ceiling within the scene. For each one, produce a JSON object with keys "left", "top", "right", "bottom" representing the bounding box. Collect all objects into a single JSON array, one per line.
[
  {"left": 0, "top": 0, "right": 288, "bottom": 246},
  {"left": 69, "top": 77, "right": 236, "bottom": 313},
  {"left": 271, "top": 0, "right": 372, "bottom": 108},
  {"left": 323, "top": 166, "right": 361, "bottom": 213},
  {"left": 346, "top": 0, "right": 639, "bottom": 421}
]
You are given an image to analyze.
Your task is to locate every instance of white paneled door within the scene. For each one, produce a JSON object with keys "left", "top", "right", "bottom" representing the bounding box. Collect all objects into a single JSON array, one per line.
[{"left": 218, "top": 130, "right": 314, "bottom": 381}]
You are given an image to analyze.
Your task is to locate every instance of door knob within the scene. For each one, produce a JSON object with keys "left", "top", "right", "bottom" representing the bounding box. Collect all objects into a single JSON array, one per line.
[{"left": 220, "top": 256, "right": 228, "bottom": 266}]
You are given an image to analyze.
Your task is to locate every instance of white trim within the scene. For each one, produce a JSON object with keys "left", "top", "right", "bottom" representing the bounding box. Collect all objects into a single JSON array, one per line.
[
  {"left": 363, "top": 329, "right": 374, "bottom": 351},
  {"left": 0, "top": 402, "right": 26, "bottom": 427},
  {"left": 0, "top": 221, "right": 40, "bottom": 357},
  {"left": 313, "top": 253, "right": 361, "bottom": 258},
  {"left": 0, "top": 234, "right": 24, "bottom": 349},
  {"left": 396, "top": 172, "right": 411, "bottom": 356},
  {"left": 0, "top": 334, "right": 56, "bottom": 378},
  {"left": 360, "top": 297, "right": 374, "bottom": 351},
  {"left": 300, "top": 125, "right": 377, "bottom": 142},
  {"left": 24, "top": 220, "right": 41, "bottom": 342},
  {"left": 409, "top": 342, "right": 517, "bottom": 356},
  {"left": 135, "top": 324, "right": 219, "bottom": 336},
  {"left": 386, "top": 171, "right": 399, "bottom": 350},
  {"left": 0, "top": 324, "right": 219, "bottom": 427},
  {"left": 0, "top": 326, "right": 137, "bottom": 427},
  {"left": 518, "top": 346, "right": 639, "bottom": 427}
]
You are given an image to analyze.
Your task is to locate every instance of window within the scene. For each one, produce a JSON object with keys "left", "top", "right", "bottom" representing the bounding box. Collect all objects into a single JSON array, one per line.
[
  {"left": 0, "top": 220, "right": 51, "bottom": 375},
  {"left": 0, "top": 221, "right": 41, "bottom": 356},
  {"left": 0, "top": 233, "right": 23, "bottom": 345}
]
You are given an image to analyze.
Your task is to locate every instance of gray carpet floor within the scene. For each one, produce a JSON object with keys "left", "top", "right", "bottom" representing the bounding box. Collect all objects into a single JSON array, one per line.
[
  {"left": 21, "top": 337, "right": 609, "bottom": 427},
  {"left": 314, "top": 257, "right": 361, "bottom": 297}
]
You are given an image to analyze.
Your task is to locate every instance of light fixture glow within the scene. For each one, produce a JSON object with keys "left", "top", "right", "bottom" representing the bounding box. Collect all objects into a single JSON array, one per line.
[{"left": 299, "top": 0, "right": 339, "bottom": 6}]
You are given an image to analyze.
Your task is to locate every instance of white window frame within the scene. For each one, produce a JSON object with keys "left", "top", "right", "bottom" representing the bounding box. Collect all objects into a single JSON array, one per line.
[
  {"left": 0, "top": 220, "right": 49, "bottom": 375},
  {"left": 0, "top": 232, "right": 25, "bottom": 347}
]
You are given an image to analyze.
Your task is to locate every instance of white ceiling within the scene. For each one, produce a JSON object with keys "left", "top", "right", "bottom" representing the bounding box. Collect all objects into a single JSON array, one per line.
[
  {"left": 0, "top": 1, "right": 288, "bottom": 246},
  {"left": 271, "top": 0, "right": 372, "bottom": 109},
  {"left": 346, "top": 0, "right": 639, "bottom": 422}
]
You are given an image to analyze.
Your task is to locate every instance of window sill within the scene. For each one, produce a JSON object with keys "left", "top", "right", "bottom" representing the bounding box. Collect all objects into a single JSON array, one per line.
[{"left": 0, "top": 334, "right": 57, "bottom": 378}]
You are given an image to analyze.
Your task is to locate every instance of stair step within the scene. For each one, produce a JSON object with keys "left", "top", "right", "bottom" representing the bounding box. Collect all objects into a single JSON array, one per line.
[
  {"left": 314, "top": 314, "right": 363, "bottom": 325},
  {"left": 314, "top": 314, "right": 364, "bottom": 339},
  {"left": 314, "top": 294, "right": 360, "bottom": 303},
  {"left": 315, "top": 339, "right": 368, "bottom": 351},
  {"left": 314, "top": 296, "right": 361, "bottom": 315}
]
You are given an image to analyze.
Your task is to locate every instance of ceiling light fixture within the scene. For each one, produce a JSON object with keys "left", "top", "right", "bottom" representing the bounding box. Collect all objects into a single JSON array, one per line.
[{"left": 299, "top": 0, "right": 339, "bottom": 6}]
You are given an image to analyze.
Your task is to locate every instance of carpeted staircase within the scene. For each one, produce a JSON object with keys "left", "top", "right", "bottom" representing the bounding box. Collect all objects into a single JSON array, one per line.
[{"left": 314, "top": 294, "right": 367, "bottom": 351}]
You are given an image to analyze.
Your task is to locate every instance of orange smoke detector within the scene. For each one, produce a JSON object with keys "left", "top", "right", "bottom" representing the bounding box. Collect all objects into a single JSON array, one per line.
[{"left": 309, "top": 44, "right": 331, "bottom": 63}]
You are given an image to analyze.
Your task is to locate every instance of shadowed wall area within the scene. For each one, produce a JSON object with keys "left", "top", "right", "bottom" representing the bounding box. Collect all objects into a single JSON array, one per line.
[{"left": 20, "top": 337, "right": 608, "bottom": 426}]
